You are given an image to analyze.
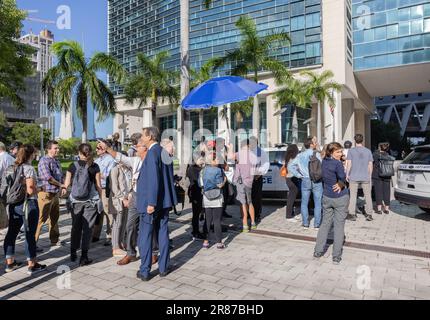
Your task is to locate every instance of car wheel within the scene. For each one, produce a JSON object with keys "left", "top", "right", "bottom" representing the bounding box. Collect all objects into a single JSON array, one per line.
[{"left": 419, "top": 207, "right": 430, "bottom": 214}]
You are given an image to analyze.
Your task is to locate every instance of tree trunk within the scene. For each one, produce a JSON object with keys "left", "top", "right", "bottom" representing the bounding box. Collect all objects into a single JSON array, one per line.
[
  {"left": 292, "top": 106, "right": 298, "bottom": 144},
  {"left": 152, "top": 100, "right": 157, "bottom": 128},
  {"left": 252, "top": 95, "right": 260, "bottom": 139},
  {"left": 81, "top": 108, "right": 88, "bottom": 143},
  {"left": 179, "top": 0, "right": 190, "bottom": 168},
  {"left": 317, "top": 101, "right": 321, "bottom": 146}
]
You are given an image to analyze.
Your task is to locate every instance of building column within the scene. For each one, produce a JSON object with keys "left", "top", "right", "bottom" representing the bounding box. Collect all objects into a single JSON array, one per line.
[
  {"left": 333, "top": 91, "right": 342, "bottom": 143},
  {"left": 323, "top": 99, "right": 334, "bottom": 145},
  {"left": 266, "top": 95, "right": 280, "bottom": 146},
  {"left": 341, "top": 98, "right": 355, "bottom": 143}
]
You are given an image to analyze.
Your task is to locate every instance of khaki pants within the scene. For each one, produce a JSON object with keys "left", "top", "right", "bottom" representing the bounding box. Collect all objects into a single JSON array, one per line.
[
  {"left": 35, "top": 191, "right": 60, "bottom": 243},
  {"left": 348, "top": 181, "right": 373, "bottom": 216},
  {"left": 92, "top": 190, "right": 112, "bottom": 240}
]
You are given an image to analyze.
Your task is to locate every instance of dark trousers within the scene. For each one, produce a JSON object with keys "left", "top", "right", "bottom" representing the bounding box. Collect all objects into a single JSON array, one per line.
[
  {"left": 138, "top": 209, "right": 170, "bottom": 277},
  {"left": 71, "top": 202, "right": 98, "bottom": 253},
  {"left": 205, "top": 207, "right": 223, "bottom": 244},
  {"left": 286, "top": 177, "right": 299, "bottom": 218},
  {"left": 373, "top": 177, "right": 391, "bottom": 206},
  {"left": 222, "top": 182, "right": 229, "bottom": 213},
  {"left": 125, "top": 203, "right": 140, "bottom": 257},
  {"left": 252, "top": 176, "right": 263, "bottom": 221},
  {"left": 4, "top": 199, "right": 39, "bottom": 260},
  {"left": 191, "top": 197, "right": 203, "bottom": 235}
]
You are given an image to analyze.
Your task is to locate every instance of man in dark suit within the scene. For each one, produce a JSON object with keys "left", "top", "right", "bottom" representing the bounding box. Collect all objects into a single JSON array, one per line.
[{"left": 136, "top": 127, "right": 177, "bottom": 281}]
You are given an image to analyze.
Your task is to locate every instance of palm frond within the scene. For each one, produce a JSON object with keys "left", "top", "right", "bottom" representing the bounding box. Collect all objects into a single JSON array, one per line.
[{"left": 88, "top": 52, "right": 127, "bottom": 84}]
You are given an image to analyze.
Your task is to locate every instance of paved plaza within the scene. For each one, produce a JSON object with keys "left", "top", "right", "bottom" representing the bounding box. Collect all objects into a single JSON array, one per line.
[{"left": 0, "top": 200, "right": 429, "bottom": 300}]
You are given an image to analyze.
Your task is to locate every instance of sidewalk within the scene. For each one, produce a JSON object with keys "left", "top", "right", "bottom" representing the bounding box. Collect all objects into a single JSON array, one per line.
[{"left": 0, "top": 201, "right": 429, "bottom": 300}]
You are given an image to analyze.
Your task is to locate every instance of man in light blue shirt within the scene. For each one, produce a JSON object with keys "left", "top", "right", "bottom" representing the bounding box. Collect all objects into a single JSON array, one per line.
[
  {"left": 92, "top": 139, "right": 117, "bottom": 244},
  {"left": 289, "top": 137, "right": 323, "bottom": 229}
]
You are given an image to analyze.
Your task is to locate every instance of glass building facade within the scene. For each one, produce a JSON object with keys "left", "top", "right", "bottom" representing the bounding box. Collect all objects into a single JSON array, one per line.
[
  {"left": 109, "top": 0, "right": 322, "bottom": 93},
  {"left": 352, "top": 0, "right": 430, "bottom": 71},
  {"left": 189, "top": 0, "right": 322, "bottom": 72},
  {"left": 108, "top": 0, "right": 180, "bottom": 95}
]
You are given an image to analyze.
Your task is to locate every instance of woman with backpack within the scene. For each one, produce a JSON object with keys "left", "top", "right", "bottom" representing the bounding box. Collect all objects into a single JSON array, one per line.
[
  {"left": 284, "top": 144, "right": 301, "bottom": 221},
  {"left": 372, "top": 142, "right": 395, "bottom": 214},
  {"left": 62, "top": 143, "right": 103, "bottom": 266},
  {"left": 199, "top": 152, "right": 227, "bottom": 249},
  {"left": 3, "top": 144, "right": 47, "bottom": 275}
]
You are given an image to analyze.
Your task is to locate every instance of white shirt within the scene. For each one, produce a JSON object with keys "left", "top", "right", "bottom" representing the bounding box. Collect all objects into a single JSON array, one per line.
[{"left": 0, "top": 151, "right": 14, "bottom": 178}]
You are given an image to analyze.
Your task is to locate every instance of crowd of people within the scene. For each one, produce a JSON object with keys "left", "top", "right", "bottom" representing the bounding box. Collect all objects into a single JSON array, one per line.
[
  {"left": 285, "top": 134, "right": 395, "bottom": 264},
  {"left": 0, "top": 128, "right": 396, "bottom": 280}
]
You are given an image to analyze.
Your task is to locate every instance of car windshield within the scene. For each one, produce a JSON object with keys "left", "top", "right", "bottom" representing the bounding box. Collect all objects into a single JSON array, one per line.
[
  {"left": 269, "top": 151, "right": 285, "bottom": 164},
  {"left": 402, "top": 148, "right": 430, "bottom": 165}
]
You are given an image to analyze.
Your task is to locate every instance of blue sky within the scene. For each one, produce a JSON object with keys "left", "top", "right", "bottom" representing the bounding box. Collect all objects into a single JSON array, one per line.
[{"left": 17, "top": 0, "right": 112, "bottom": 139}]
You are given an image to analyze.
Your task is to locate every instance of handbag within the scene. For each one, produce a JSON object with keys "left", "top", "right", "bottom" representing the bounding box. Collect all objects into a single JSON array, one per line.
[
  {"left": 280, "top": 164, "right": 288, "bottom": 178},
  {"left": 204, "top": 188, "right": 221, "bottom": 200}
]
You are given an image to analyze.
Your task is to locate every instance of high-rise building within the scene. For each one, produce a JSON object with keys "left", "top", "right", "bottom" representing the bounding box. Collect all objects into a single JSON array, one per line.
[
  {"left": 108, "top": 0, "right": 430, "bottom": 153},
  {"left": 19, "top": 29, "right": 56, "bottom": 136}
]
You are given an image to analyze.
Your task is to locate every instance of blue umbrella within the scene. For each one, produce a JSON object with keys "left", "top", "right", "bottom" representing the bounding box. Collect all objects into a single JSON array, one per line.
[{"left": 181, "top": 76, "right": 268, "bottom": 109}]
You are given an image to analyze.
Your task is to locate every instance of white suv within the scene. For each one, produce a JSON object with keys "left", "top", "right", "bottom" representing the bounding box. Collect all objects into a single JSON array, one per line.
[{"left": 395, "top": 145, "right": 430, "bottom": 213}]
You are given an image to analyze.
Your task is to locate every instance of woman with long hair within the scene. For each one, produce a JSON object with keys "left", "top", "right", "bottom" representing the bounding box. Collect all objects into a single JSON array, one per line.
[
  {"left": 314, "top": 142, "right": 349, "bottom": 265},
  {"left": 3, "top": 144, "right": 47, "bottom": 275},
  {"left": 62, "top": 143, "right": 103, "bottom": 266},
  {"left": 285, "top": 144, "right": 301, "bottom": 221},
  {"left": 372, "top": 142, "right": 394, "bottom": 214}
]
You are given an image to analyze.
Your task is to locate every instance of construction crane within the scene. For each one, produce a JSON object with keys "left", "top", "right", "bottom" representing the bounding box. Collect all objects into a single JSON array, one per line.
[{"left": 23, "top": 9, "right": 55, "bottom": 25}]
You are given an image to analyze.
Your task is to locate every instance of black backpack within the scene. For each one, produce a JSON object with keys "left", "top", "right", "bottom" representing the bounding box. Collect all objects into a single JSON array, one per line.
[
  {"left": 71, "top": 162, "right": 93, "bottom": 201},
  {"left": 0, "top": 165, "right": 26, "bottom": 205},
  {"left": 308, "top": 151, "right": 323, "bottom": 183}
]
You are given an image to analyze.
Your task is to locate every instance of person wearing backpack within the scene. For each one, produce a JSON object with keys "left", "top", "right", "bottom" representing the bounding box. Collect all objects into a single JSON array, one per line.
[
  {"left": 2, "top": 144, "right": 47, "bottom": 275},
  {"left": 289, "top": 137, "right": 323, "bottom": 229},
  {"left": 372, "top": 142, "right": 395, "bottom": 214},
  {"left": 284, "top": 144, "right": 301, "bottom": 221},
  {"left": 62, "top": 143, "right": 103, "bottom": 266},
  {"left": 199, "top": 152, "right": 227, "bottom": 249}
]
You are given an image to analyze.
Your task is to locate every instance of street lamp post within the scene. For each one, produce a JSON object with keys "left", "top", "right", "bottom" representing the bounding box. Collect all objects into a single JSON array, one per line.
[{"left": 35, "top": 116, "right": 49, "bottom": 157}]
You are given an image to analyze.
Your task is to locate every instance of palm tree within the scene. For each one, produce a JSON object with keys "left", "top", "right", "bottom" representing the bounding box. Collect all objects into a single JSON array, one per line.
[
  {"left": 301, "top": 70, "right": 341, "bottom": 145},
  {"left": 124, "top": 51, "right": 179, "bottom": 128},
  {"left": 213, "top": 15, "right": 291, "bottom": 137},
  {"left": 275, "top": 78, "right": 312, "bottom": 143},
  {"left": 42, "top": 40, "right": 126, "bottom": 142}
]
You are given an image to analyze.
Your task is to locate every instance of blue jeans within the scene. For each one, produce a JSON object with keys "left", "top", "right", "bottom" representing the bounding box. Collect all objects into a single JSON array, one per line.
[
  {"left": 300, "top": 178, "right": 323, "bottom": 227},
  {"left": 4, "top": 199, "right": 39, "bottom": 261}
]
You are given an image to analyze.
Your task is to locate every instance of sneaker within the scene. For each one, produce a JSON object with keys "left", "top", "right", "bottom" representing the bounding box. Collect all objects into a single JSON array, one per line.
[
  {"left": 242, "top": 225, "right": 249, "bottom": 233},
  {"left": 251, "top": 223, "right": 257, "bottom": 230},
  {"left": 303, "top": 225, "right": 309, "bottom": 229},
  {"left": 79, "top": 257, "right": 93, "bottom": 266},
  {"left": 313, "top": 252, "right": 323, "bottom": 259},
  {"left": 294, "top": 215, "right": 302, "bottom": 220},
  {"left": 375, "top": 210, "right": 383, "bottom": 215},
  {"left": 365, "top": 214, "right": 373, "bottom": 221},
  {"left": 286, "top": 217, "right": 297, "bottom": 222},
  {"left": 383, "top": 209, "right": 389, "bottom": 214},
  {"left": 50, "top": 241, "right": 61, "bottom": 247},
  {"left": 313, "top": 226, "right": 320, "bottom": 230},
  {"left": 346, "top": 214, "right": 357, "bottom": 221},
  {"left": 5, "top": 261, "right": 23, "bottom": 273},
  {"left": 332, "top": 257, "right": 342, "bottom": 265},
  {"left": 27, "top": 263, "right": 47, "bottom": 275},
  {"left": 216, "top": 243, "right": 225, "bottom": 249},
  {"left": 192, "top": 233, "right": 206, "bottom": 241}
]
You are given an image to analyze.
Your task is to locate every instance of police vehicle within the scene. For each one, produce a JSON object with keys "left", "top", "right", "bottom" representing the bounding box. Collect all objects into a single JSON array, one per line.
[
  {"left": 395, "top": 145, "right": 430, "bottom": 213},
  {"left": 262, "top": 144, "right": 289, "bottom": 200}
]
